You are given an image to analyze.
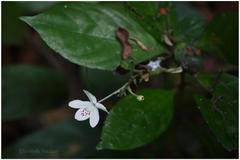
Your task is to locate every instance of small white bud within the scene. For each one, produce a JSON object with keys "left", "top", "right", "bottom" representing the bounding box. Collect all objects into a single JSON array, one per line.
[{"left": 137, "top": 95, "right": 144, "bottom": 101}]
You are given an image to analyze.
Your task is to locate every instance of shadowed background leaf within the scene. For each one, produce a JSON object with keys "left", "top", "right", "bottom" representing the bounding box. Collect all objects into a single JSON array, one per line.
[
  {"left": 2, "top": 65, "right": 68, "bottom": 121},
  {"left": 3, "top": 120, "right": 100, "bottom": 158},
  {"left": 199, "top": 13, "right": 238, "bottom": 65},
  {"left": 2, "top": 2, "right": 56, "bottom": 45},
  {"left": 194, "top": 73, "right": 238, "bottom": 151}
]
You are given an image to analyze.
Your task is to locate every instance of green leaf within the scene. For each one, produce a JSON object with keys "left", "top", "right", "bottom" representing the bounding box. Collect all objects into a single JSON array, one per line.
[
  {"left": 173, "top": 17, "right": 205, "bottom": 43},
  {"left": 125, "top": 2, "right": 162, "bottom": 43},
  {"left": 175, "top": 2, "right": 202, "bottom": 21},
  {"left": 194, "top": 73, "right": 238, "bottom": 151},
  {"left": 20, "top": 2, "right": 164, "bottom": 71},
  {"left": 199, "top": 13, "right": 238, "bottom": 64},
  {"left": 176, "top": 120, "right": 227, "bottom": 158},
  {"left": 126, "top": 2, "right": 178, "bottom": 43},
  {"left": 175, "top": 43, "right": 204, "bottom": 73},
  {"left": 3, "top": 120, "right": 101, "bottom": 158},
  {"left": 128, "top": 2, "right": 160, "bottom": 19},
  {"left": 190, "top": 121, "right": 229, "bottom": 158},
  {"left": 97, "top": 88, "right": 174, "bottom": 150},
  {"left": 162, "top": 3, "right": 204, "bottom": 44},
  {"left": 127, "top": 2, "right": 205, "bottom": 44},
  {"left": 174, "top": 2, "right": 205, "bottom": 44},
  {"left": 2, "top": 65, "right": 68, "bottom": 121}
]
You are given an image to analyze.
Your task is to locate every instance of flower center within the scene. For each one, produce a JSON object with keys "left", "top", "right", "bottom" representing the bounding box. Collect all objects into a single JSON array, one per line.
[{"left": 80, "top": 108, "right": 91, "bottom": 116}]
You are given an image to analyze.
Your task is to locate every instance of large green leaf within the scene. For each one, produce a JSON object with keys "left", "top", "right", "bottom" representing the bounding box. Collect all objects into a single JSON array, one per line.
[
  {"left": 194, "top": 73, "right": 238, "bottom": 151},
  {"left": 97, "top": 88, "right": 174, "bottom": 150},
  {"left": 199, "top": 13, "right": 238, "bottom": 64},
  {"left": 175, "top": 2, "right": 202, "bottom": 21},
  {"left": 2, "top": 65, "right": 68, "bottom": 121},
  {"left": 20, "top": 2, "right": 164, "bottom": 71},
  {"left": 3, "top": 120, "right": 100, "bottom": 158}
]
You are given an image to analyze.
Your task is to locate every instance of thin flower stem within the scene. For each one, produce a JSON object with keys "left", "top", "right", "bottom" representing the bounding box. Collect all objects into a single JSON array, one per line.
[
  {"left": 98, "top": 72, "right": 142, "bottom": 103},
  {"left": 98, "top": 83, "right": 128, "bottom": 103},
  {"left": 127, "top": 86, "right": 138, "bottom": 97}
]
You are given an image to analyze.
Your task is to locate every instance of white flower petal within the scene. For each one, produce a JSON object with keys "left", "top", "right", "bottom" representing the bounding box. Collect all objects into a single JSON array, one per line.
[
  {"left": 83, "top": 90, "right": 97, "bottom": 104},
  {"left": 74, "top": 108, "right": 91, "bottom": 121},
  {"left": 89, "top": 107, "right": 99, "bottom": 128},
  {"left": 96, "top": 103, "right": 109, "bottom": 113},
  {"left": 68, "top": 100, "right": 92, "bottom": 109}
]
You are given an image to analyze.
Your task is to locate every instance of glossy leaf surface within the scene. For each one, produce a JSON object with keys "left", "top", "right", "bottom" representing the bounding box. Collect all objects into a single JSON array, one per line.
[
  {"left": 21, "top": 2, "right": 164, "bottom": 71},
  {"left": 97, "top": 88, "right": 174, "bottom": 150}
]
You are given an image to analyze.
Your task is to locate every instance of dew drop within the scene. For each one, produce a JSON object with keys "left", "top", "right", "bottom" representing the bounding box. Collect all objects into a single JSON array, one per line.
[{"left": 64, "top": 5, "right": 68, "bottom": 8}]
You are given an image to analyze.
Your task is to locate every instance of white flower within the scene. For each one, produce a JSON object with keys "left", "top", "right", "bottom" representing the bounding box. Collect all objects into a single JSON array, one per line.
[
  {"left": 147, "top": 57, "right": 162, "bottom": 71},
  {"left": 68, "top": 90, "right": 108, "bottom": 128}
]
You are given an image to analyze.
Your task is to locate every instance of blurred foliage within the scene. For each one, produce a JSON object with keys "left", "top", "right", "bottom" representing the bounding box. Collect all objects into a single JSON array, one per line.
[
  {"left": 199, "top": 13, "right": 238, "bottom": 65},
  {"left": 2, "top": 65, "right": 68, "bottom": 121},
  {"left": 2, "top": 2, "right": 25, "bottom": 45},
  {"left": 173, "top": 17, "right": 205, "bottom": 44},
  {"left": 175, "top": 2, "right": 202, "bottom": 20},
  {"left": 2, "top": 2, "right": 56, "bottom": 45},
  {"left": 17, "top": 2, "right": 56, "bottom": 13},
  {"left": 174, "top": 2, "right": 204, "bottom": 44},
  {"left": 175, "top": 43, "right": 204, "bottom": 73},
  {"left": 3, "top": 120, "right": 100, "bottom": 158},
  {"left": 195, "top": 73, "right": 238, "bottom": 151}
]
